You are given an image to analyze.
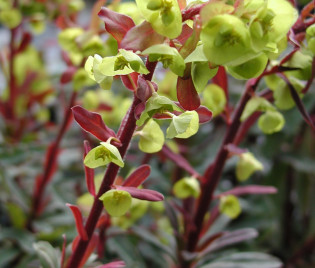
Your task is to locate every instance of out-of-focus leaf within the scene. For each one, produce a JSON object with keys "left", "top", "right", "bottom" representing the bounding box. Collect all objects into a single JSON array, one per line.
[
  {"left": 33, "top": 241, "right": 60, "bottom": 268},
  {"left": 177, "top": 76, "right": 200, "bottom": 110},
  {"left": 115, "top": 186, "right": 164, "bottom": 202}
]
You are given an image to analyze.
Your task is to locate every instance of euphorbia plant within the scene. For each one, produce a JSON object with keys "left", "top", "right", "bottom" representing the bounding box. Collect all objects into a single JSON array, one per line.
[{"left": 1, "top": 0, "right": 315, "bottom": 267}]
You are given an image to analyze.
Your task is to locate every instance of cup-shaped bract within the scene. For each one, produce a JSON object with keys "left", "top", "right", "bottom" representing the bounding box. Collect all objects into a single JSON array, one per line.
[
  {"left": 219, "top": 195, "right": 241, "bottom": 219},
  {"left": 240, "top": 96, "right": 275, "bottom": 122},
  {"left": 84, "top": 142, "right": 124, "bottom": 169},
  {"left": 258, "top": 110, "right": 285, "bottom": 134},
  {"left": 306, "top": 24, "right": 315, "bottom": 55},
  {"left": 135, "top": 0, "right": 182, "bottom": 39},
  {"left": 138, "top": 119, "right": 165, "bottom": 153},
  {"left": 0, "top": 8, "right": 22, "bottom": 29},
  {"left": 99, "top": 190, "right": 132, "bottom": 217},
  {"left": 236, "top": 152, "right": 263, "bottom": 182},
  {"left": 173, "top": 177, "right": 200, "bottom": 199},
  {"left": 202, "top": 84, "right": 226, "bottom": 117},
  {"left": 226, "top": 53, "right": 268, "bottom": 80},
  {"left": 201, "top": 14, "right": 252, "bottom": 66}
]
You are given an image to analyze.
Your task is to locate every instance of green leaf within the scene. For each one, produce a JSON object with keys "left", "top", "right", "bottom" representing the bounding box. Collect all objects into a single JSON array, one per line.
[
  {"left": 99, "top": 190, "right": 132, "bottom": 217},
  {"left": 33, "top": 241, "right": 60, "bottom": 268},
  {"left": 219, "top": 195, "right": 241, "bottom": 219},
  {"left": 184, "top": 45, "right": 209, "bottom": 63},
  {"left": 137, "top": 92, "right": 179, "bottom": 126},
  {"left": 192, "top": 62, "right": 218, "bottom": 93},
  {"left": 166, "top": 111, "right": 199, "bottom": 139},
  {"left": 226, "top": 53, "right": 268, "bottom": 80},
  {"left": 6, "top": 202, "right": 26, "bottom": 229},
  {"left": 135, "top": 0, "right": 182, "bottom": 39},
  {"left": 142, "top": 44, "right": 185, "bottom": 76},
  {"left": 84, "top": 142, "right": 124, "bottom": 168},
  {"left": 236, "top": 152, "right": 263, "bottom": 182},
  {"left": 119, "top": 49, "right": 149, "bottom": 74},
  {"left": 240, "top": 97, "right": 275, "bottom": 122},
  {"left": 173, "top": 177, "right": 200, "bottom": 199},
  {"left": 138, "top": 119, "right": 165, "bottom": 153},
  {"left": 258, "top": 110, "right": 285, "bottom": 134},
  {"left": 0, "top": 8, "right": 22, "bottom": 29},
  {"left": 58, "top": 27, "right": 83, "bottom": 53},
  {"left": 202, "top": 84, "right": 226, "bottom": 117},
  {"left": 73, "top": 68, "right": 95, "bottom": 91},
  {"left": 306, "top": 24, "right": 315, "bottom": 54}
]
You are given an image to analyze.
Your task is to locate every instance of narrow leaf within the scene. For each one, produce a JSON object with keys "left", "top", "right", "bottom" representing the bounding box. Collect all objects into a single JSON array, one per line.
[
  {"left": 123, "top": 165, "right": 151, "bottom": 187},
  {"left": 214, "top": 185, "right": 277, "bottom": 199},
  {"left": 177, "top": 76, "right": 200, "bottom": 110},
  {"left": 98, "top": 261, "right": 126, "bottom": 268},
  {"left": 98, "top": 7, "right": 135, "bottom": 44},
  {"left": 66, "top": 204, "right": 88, "bottom": 241},
  {"left": 84, "top": 141, "right": 95, "bottom": 196},
  {"left": 115, "top": 186, "right": 164, "bottom": 201},
  {"left": 72, "top": 105, "right": 117, "bottom": 141},
  {"left": 121, "top": 21, "right": 165, "bottom": 51}
]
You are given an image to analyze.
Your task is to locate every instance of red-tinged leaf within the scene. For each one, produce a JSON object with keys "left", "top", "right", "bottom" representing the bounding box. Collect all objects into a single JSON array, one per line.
[
  {"left": 288, "top": 29, "right": 300, "bottom": 47},
  {"left": 121, "top": 72, "right": 138, "bottom": 91},
  {"left": 212, "top": 66, "right": 228, "bottom": 99},
  {"left": 55, "top": 15, "right": 71, "bottom": 30},
  {"left": 98, "top": 261, "right": 126, "bottom": 268},
  {"left": 66, "top": 204, "right": 88, "bottom": 241},
  {"left": 162, "top": 145, "right": 201, "bottom": 178},
  {"left": 177, "top": 76, "right": 200, "bottom": 110},
  {"left": 115, "top": 186, "right": 164, "bottom": 201},
  {"left": 134, "top": 102, "right": 146, "bottom": 120},
  {"left": 214, "top": 185, "right": 277, "bottom": 199},
  {"left": 178, "top": 0, "right": 186, "bottom": 10},
  {"left": 224, "top": 144, "right": 248, "bottom": 156},
  {"left": 196, "top": 105, "right": 212, "bottom": 124},
  {"left": 123, "top": 164, "right": 151, "bottom": 187},
  {"left": 60, "top": 66, "right": 77, "bottom": 84},
  {"left": 96, "top": 214, "right": 111, "bottom": 228},
  {"left": 175, "top": 24, "right": 193, "bottom": 45},
  {"left": 136, "top": 76, "right": 156, "bottom": 102},
  {"left": 97, "top": 102, "right": 113, "bottom": 112},
  {"left": 153, "top": 113, "right": 172, "bottom": 119},
  {"left": 121, "top": 21, "right": 165, "bottom": 52},
  {"left": 98, "top": 7, "right": 135, "bottom": 44},
  {"left": 72, "top": 234, "right": 99, "bottom": 268},
  {"left": 17, "top": 32, "right": 32, "bottom": 53},
  {"left": 72, "top": 105, "right": 117, "bottom": 141},
  {"left": 84, "top": 141, "right": 95, "bottom": 196},
  {"left": 280, "top": 73, "right": 315, "bottom": 133}
]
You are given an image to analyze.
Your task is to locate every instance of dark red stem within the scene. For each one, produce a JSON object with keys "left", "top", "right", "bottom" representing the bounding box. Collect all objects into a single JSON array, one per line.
[
  {"left": 186, "top": 78, "right": 260, "bottom": 252},
  {"left": 28, "top": 91, "right": 77, "bottom": 227},
  {"left": 66, "top": 95, "right": 141, "bottom": 268}
]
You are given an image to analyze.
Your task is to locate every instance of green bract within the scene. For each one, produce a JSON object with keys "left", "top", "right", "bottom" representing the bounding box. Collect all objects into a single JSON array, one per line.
[
  {"left": 73, "top": 68, "right": 95, "bottom": 91},
  {"left": 219, "top": 195, "right": 241, "bottom": 219},
  {"left": 240, "top": 97, "right": 275, "bottom": 122},
  {"left": 135, "top": 0, "right": 182, "bottom": 39},
  {"left": 201, "top": 14, "right": 252, "bottom": 66},
  {"left": 138, "top": 119, "right": 165, "bottom": 153},
  {"left": 306, "top": 24, "right": 315, "bottom": 55},
  {"left": 192, "top": 62, "right": 218, "bottom": 93},
  {"left": 0, "top": 8, "right": 22, "bottom": 29},
  {"left": 202, "top": 84, "right": 226, "bottom": 117},
  {"left": 58, "top": 27, "right": 84, "bottom": 53},
  {"left": 173, "top": 177, "right": 200, "bottom": 199},
  {"left": 84, "top": 142, "right": 124, "bottom": 168},
  {"left": 166, "top": 111, "right": 199, "bottom": 139},
  {"left": 142, "top": 44, "right": 185, "bottom": 76},
  {"left": 258, "top": 110, "right": 285, "bottom": 134},
  {"left": 226, "top": 53, "right": 268, "bottom": 80},
  {"left": 283, "top": 51, "right": 313, "bottom": 81},
  {"left": 84, "top": 55, "right": 113, "bottom": 90},
  {"left": 236, "top": 152, "right": 263, "bottom": 182},
  {"left": 137, "top": 92, "right": 179, "bottom": 126},
  {"left": 99, "top": 190, "right": 132, "bottom": 217}
]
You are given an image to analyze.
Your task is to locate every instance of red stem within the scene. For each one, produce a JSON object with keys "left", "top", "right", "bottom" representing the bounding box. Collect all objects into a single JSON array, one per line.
[
  {"left": 66, "top": 95, "right": 141, "bottom": 268},
  {"left": 28, "top": 91, "right": 77, "bottom": 227},
  {"left": 186, "top": 78, "right": 261, "bottom": 252}
]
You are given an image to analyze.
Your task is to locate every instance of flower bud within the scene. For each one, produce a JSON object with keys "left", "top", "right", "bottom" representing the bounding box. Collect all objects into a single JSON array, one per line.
[
  {"left": 173, "top": 177, "right": 200, "bottom": 199},
  {"left": 219, "top": 195, "right": 241, "bottom": 219}
]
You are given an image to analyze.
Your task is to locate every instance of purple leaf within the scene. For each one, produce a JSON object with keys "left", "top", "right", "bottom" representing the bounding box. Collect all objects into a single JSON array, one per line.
[
  {"left": 115, "top": 186, "right": 164, "bottom": 201},
  {"left": 212, "top": 66, "right": 228, "bottom": 101},
  {"left": 214, "top": 185, "right": 277, "bottom": 199},
  {"left": 72, "top": 105, "right": 117, "bottom": 142},
  {"left": 84, "top": 141, "right": 95, "bottom": 196},
  {"left": 98, "top": 7, "right": 135, "bottom": 44},
  {"left": 177, "top": 76, "right": 200, "bottom": 111},
  {"left": 121, "top": 21, "right": 165, "bottom": 51},
  {"left": 195, "top": 105, "right": 212, "bottom": 124},
  {"left": 66, "top": 204, "right": 88, "bottom": 241},
  {"left": 123, "top": 164, "right": 151, "bottom": 187},
  {"left": 121, "top": 72, "right": 138, "bottom": 91},
  {"left": 60, "top": 66, "right": 77, "bottom": 84},
  {"left": 162, "top": 145, "right": 201, "bottom": 178}
]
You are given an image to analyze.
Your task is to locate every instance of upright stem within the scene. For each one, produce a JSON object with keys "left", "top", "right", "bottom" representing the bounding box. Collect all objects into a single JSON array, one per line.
[
  {"left": 186, "top": 79, "right": 260, "bottom": 252},
  {"left": 66, "top": 95, "right": 141, "bottom": 268},
  {"left": 27, "top": 91, "right": 77, "bottom": 228}
]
